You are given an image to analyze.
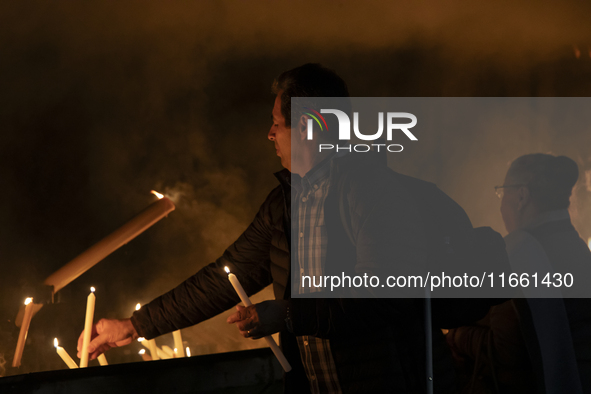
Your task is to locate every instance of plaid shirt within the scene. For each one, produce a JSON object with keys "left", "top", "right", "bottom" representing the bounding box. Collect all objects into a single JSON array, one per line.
[{"left": 292, "top": 155, "right": 342, "bottom": 394}]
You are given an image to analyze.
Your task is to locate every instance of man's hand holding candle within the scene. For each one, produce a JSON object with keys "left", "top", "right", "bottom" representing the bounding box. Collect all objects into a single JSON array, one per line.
[
  {"left": 226, "top": 300, "right": 289, "bottom": 339},
  {"left": 77, "top": 318, "right": 138, "bottom": 360}
]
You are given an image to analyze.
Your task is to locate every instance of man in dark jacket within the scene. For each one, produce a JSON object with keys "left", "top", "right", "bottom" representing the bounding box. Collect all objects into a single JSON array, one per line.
[{"left": 77, "top": 64, "right": 456, "bottom": 393}]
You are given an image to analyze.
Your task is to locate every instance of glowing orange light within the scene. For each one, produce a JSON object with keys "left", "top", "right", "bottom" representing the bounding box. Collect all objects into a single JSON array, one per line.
[
  {"left": 574, "top": 45, "right": 581, "bottom": 59},
  {"left": 90, "top": 287, "right": 95, "bottom": 293},
  {"left": 151, "top": 190, "right": 164, "bottom": 199},
  {"left": 588, "top": 237, "right": 591, "bottom": 252},
  {"left": 224, "top": 266, "right": 230, "bottom": 274},
  {"left": 24, "top": 297, "right": 33, "bottom": 305},
  {"left": 54, "top": 338, "right": 59, "bottom": 348},
  {"left": 137, "top": 337, "right": 145, "bottom": 342},
  {"left": 186, "top": 347, "right": 191, "bottom": 357},
  {"left": 135, "top": 303, "right": 141, "bottom": 311},
  {"left": 139, "top": 349, "right": 145, "bottom": 355}
]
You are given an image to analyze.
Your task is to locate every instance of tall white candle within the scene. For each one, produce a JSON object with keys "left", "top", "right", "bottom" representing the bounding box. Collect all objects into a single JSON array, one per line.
[
  {"left": 224, "top": 266, "right": 292, "bottom": 372},
  {"left": 80, "top": 287, "right": 96, "bottom": 368},
  {"left": 97, "top": 354, "right": 108, "bottom": 366},
  {"left": 55, "top": 338, "right": 79, "bottom": 369},
  {"left": 147, "top": 339, "right": 160, "bottom": 361},
  {"left": 172, "top": 330, "right": 185, "bottom": 357},
  {"left": 12, "top": 297, "right": 34, "bottom": 368},
  {"left": 44, "top": 192, "right": 175, "bottom": 294}
]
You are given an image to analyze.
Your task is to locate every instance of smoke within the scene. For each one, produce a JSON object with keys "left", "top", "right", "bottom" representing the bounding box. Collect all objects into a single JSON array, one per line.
[{"left": 1, "top": 0, "right": 591, "bottom": 372}]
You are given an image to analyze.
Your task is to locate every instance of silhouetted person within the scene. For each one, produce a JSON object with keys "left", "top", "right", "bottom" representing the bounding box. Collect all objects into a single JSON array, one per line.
[{"left": 447, "top": 153, "right": 591, "bottom": 394}]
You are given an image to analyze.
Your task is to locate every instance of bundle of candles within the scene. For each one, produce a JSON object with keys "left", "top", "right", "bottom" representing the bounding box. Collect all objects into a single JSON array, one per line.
[
  {"left": 135, "top": 303, "right": 188, "bottom": 361},
  {"left": 12, "top": 190, "right": 175, "bottom": 369},
  {"left": 53, "top": 292, "right": 189, "bottom": 369},
  {"left": 51, "top": 267, "right": 291, "bottom": 370},
  {"left": 54, "top": 286, "right": 110, "bottom": 368},
  {"left": 12, "top": 189, "right": 292, "bottom": 374}
]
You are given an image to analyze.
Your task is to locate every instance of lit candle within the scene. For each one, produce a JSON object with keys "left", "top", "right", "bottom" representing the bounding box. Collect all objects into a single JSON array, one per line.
[
  {"left": 225, "top": 267, "right": 250, "bottom": 304},
  {"left": 44, "top": 191, "right": 175, "bottom": 294},
  {"left": 80, "top": 287, "right": 96, "bottom": 368},
  {"left": 54, "top": 338, "right": 79, "bottom": 369},
  {"left": 224, "top": 266, "right": 292, "bottom": 372},
  {"left": 97, "top": 354, "right": 108, "bottom": 366},
  {"left": 138, "top": 338, "right": 167, "bottom": 360},
  {"left": 186, "top": 347, "right": 191, "bottom": 357},
  {"left": 139, "top": 348, "right": 152, "bottom": 361},
  {"left": 173, "top": 348, "right": 178, "bottom": 358},
  {"left": 12, "top": 297, "right": 34, "bottom": 367},
  {"left": 172, "top": 330, "right": 185, "bottom": 357}
]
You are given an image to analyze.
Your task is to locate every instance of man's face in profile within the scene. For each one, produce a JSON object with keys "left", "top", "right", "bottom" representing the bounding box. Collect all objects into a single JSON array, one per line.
[{"left": 268, "top": 92, "right": 292, "bottom": 171}]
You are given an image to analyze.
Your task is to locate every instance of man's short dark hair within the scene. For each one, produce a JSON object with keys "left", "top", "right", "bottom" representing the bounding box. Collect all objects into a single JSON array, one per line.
[
  {"left": 272, "top": 63, "right": 350, "bottom": 128},
  {"left": 508, "top": 153, "right": 579, "bottom": 212}
]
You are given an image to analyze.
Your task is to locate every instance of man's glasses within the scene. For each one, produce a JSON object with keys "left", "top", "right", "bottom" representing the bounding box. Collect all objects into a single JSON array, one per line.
[{"left": 494, "top": 184, "right": 525, "bottom": 199}]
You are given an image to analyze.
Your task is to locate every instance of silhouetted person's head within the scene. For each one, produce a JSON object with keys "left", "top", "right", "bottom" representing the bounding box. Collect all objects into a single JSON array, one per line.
[
  {"left": 500, "top": 153, "right": 579, "bottom": 233},
  {"left": 267, "top": 63, "right": 350, "bottom": 175}
]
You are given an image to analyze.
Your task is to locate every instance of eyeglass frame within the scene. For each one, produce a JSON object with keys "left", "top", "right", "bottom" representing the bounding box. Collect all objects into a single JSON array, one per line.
[{"left": 494, "top": 184, "right": 526, "bottom": 199}]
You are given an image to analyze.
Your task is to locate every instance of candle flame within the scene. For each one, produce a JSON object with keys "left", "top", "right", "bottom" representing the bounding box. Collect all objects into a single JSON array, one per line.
[
  {"left": 588, "top": 237, "right": 591, "bottom": 252},
  {"left": 135, "top": 303, "right": 141, "bottom": 311},
  {"left": 54, "top": 338, "right": 59, "bottom": 348},
  {"left": 24, "top": 297, "right": 33, "bottom": 305},
  {"left": 224, "top": 266, "right": 230, "bottom": 274},
  {"left": 137, "top": 337, "right": 145, "bottom": 342},
  {"left": 90, "top": 286, "right": 95, "bottom": 293},
  {"left": 139, "top": 349, "right": 145, "bottom": 355},
  {"left": 151, "top": 190, "right": 164, "bottom": 199},
  {"left": 574, "top": 45, "right": 581, "bottom": 59},
  {"left": 186, "top": 347, "right": 191, "bottom": 357}
]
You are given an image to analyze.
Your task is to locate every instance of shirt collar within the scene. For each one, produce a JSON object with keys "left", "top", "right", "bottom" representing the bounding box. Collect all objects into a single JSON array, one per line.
[
  {"left": 524, "top": 209, "right": 570, "bottom": 230},
  {"left": 303, "top": 154, "right": 333, "bottom": 185},
  {"left": 294, "top": 152, "right": 349, "bottom": 194}
]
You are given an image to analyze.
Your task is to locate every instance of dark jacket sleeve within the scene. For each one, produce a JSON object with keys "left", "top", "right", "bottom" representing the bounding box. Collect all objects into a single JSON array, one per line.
[{"left": 130, "top": 187, "right": 280, "bottom": 339}]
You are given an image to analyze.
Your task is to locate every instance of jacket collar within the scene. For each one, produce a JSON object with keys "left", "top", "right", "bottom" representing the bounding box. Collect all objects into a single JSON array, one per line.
[{"left": 274, "top": 168, "right": 291, "bottom": 189}]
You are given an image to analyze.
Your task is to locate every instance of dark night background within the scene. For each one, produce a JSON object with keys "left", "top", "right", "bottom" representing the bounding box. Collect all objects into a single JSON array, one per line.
[{"left": 1, "top": 1, "right": 591, "bottom": 375}]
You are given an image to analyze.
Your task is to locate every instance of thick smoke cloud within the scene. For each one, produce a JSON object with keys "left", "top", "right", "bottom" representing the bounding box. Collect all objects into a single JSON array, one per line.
[{"left": 1, "top": 0, "right": 590, "bottom": 373}]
